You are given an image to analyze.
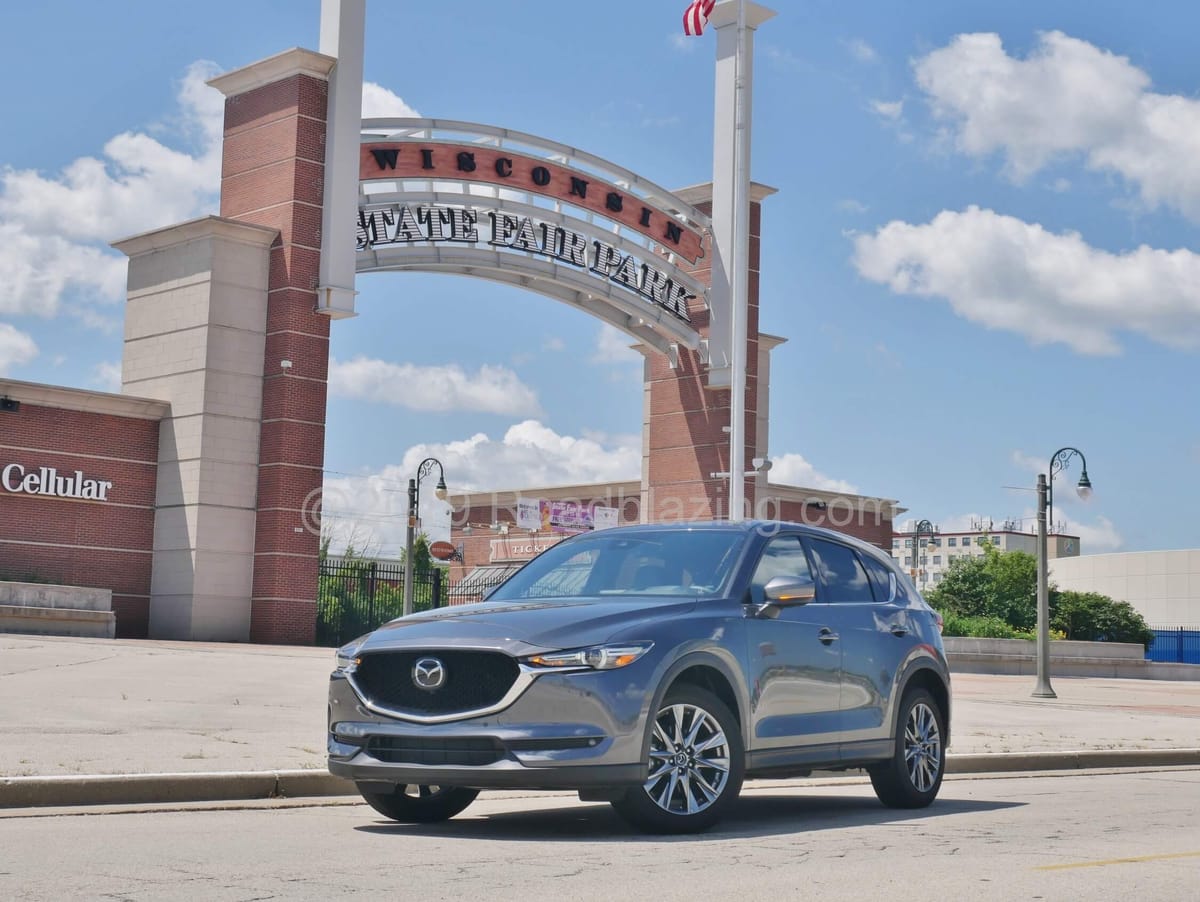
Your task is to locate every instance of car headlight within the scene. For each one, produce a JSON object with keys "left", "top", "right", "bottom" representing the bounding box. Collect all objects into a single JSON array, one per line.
[
  {"left": 334, "top": 635, "right": 369, "bottom": 673},
  {"left": 525, "top": 643, "right": 653, "bottom": 670}
]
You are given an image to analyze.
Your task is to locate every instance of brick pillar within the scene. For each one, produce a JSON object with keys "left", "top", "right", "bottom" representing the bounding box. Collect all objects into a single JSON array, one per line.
[
  {"left": 210, "top": 50, "right": 336, "bottom": 643},
  {"left": 644, "top": 183, "right": 773, "bottom": 523}
]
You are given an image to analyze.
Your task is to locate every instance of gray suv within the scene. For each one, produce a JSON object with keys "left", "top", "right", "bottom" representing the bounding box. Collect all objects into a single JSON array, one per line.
[{"left": 327, "top": 521, "right": 950, "bottom": 833}]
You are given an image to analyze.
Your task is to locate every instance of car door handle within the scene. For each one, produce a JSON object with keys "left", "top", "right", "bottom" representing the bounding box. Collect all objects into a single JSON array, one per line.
[
  {"left": 889, "top": 624, "right": 908, "bottom": 637},
  {"left": 818, "top": 628, "right": 839, "bottom": 645}
]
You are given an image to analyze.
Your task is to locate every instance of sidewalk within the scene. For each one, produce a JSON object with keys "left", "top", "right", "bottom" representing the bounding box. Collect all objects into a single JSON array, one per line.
[{"left": 2, "top": 634, "right": 1199, "bottom": 806}]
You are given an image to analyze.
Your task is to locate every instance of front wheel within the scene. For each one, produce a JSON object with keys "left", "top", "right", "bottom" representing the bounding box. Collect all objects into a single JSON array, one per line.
[
  {"left": 358, "top": 784, "right": 479, "bottom": 823},
  {"left": 869, "top": 688, "right": 945, "bottom": 808},
  {"left": 611, "top": 685, "right": 744, "bottom": 834}
]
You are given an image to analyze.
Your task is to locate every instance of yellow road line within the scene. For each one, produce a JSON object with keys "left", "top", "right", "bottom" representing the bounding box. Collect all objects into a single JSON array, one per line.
[{"left": 1036, "top": 850, "right": 1200, "bottom": 871}]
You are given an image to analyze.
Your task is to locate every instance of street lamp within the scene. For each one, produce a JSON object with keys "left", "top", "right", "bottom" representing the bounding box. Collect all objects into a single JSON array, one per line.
[
  {"left": 403, "top": 457, "right": 448, "bottom": 617},
  {"left": 1033, "top": 447, "right": 1093, "bottom": 698},
  {"left": 912, "top": 518, "right": 937, "bottom": 590}
]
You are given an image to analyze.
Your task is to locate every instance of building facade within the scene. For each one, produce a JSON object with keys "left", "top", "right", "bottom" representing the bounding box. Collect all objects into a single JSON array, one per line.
[
  {"left": 445, "top": 480, "right": 902, "bottom": 602},
  {"left": 891, "top": 523, "right": 1080, "bottom": 595},
  {"left": 1051, "top": 550, "right": 1200, "bottom": 627}
]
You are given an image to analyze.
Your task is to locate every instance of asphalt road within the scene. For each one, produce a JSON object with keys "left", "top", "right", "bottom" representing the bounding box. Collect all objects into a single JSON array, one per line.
[{"left": 2, "top": 769, "right": 1198, "bottom": 901}]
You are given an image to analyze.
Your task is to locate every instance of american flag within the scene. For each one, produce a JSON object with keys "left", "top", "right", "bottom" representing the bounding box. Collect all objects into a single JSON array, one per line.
[{"left": 683, "top": 0, "right": 716, "bottom": 36}]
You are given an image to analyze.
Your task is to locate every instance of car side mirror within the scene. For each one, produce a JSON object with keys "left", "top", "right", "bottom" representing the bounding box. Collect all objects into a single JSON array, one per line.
[{"left": 762, "top": 575, "right": 817, "bottom": 605}]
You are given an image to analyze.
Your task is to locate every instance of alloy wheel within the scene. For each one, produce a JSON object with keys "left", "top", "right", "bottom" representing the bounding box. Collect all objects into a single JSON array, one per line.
[
  {"left": 643, "top": 702, "right": 732, "bottom": 815},
  {"left": 904, "top": 701, "right": 942, "bottom": 792}
]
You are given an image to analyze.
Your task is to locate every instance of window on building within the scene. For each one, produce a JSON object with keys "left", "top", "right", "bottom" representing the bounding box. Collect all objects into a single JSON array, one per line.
[
  {"left": 976, "top": 536, "right": 988, "bottom": 546},
  {"left": 932, "top": 555, "right": 942, "bottom": 565},
  {"left": 892, "top": 539, "right": 899, "bottom": 548},
  {"left": 904, "top": 556, "right": 912, "bottom": 566},
  {"left": 904, "top": 538, "right": 913, "bottom": 548},
  {"left": 948, "top": 537, "right": 957, "bottom": 547}
]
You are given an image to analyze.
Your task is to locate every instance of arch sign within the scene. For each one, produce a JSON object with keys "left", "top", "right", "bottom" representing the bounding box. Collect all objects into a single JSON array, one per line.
[{"left": 347, "top": 119, "right": 709, "bottom": 356}]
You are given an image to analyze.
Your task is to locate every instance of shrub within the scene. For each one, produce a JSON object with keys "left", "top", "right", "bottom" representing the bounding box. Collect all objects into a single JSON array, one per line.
[
  {"left": 938, "top": 611, "right": 1035, "bottom": 640},
  {"left": 1051, "top": 591, "right": 1155, "bottom": 649}
]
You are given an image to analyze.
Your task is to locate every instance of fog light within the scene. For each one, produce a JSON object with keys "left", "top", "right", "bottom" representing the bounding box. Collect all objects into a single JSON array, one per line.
[{"left": 327, "top": 735, "right": 360, "bottom": 758}]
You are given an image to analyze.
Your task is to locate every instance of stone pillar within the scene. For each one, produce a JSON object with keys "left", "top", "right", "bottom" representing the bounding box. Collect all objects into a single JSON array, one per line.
[
  {"left": 209, "top": 49, "right": 336, "bottom": 643},
  {"left": 643, "top": 182, "right": 775, "bottom": 523},
  {"left": 115, "top": 217, "right": 277, "bottom": 640}
]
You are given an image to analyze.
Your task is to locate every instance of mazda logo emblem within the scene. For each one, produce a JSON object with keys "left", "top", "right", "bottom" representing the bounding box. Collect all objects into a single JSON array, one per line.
[{"left": 412, "top": 657, "right": 446, "bottom": 691}]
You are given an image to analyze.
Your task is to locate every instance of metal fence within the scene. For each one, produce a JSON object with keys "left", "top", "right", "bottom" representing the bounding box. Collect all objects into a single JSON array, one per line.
[
  {"left": 315, "top": 559, "right": 444, "bottom": 647},
  {"left": 1146, "top": 626, "right": 1200, "bottom": 664}
]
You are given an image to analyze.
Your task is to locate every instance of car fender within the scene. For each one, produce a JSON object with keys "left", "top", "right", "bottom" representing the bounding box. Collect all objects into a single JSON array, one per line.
[
  {"left": 883, "top": 649, "right": 951, "bottom": 743},
  {"left": 636, "top": 643, "right": 752, "bottom": 761}
]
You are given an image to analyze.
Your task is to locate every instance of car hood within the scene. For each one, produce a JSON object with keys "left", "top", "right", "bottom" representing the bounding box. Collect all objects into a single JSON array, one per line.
[{"left": 356, "top": 596, "right": 701, "bottom": 655}]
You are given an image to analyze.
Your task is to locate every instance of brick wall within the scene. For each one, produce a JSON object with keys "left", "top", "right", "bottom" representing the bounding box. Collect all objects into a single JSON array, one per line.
[
  {"left": 0, "top": 403, "right": 160, "bottom": 637},
  {"left": 645, "top": 195, "right": 761, "bottom": 522},
  {"left": 219, "top": 69, "right": 332, "bottom": 644}
]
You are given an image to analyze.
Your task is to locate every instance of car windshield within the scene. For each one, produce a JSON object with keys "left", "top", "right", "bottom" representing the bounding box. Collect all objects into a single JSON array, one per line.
[{"left": 487, "top": 528, "right": 746, "bottom": 601}]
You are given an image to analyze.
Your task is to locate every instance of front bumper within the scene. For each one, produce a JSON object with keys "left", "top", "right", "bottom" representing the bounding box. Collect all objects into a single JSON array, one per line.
[{"left": 327, "top": 665, "right": 651, "bottom": 791}]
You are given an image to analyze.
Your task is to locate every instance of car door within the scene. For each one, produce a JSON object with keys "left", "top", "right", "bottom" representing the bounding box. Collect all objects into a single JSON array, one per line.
[
  {"left": 803, "top": 537, "right": 912, "bottom": 753},
  {"left": 743, "top": 534, "right": 842, "bottom": 757}
]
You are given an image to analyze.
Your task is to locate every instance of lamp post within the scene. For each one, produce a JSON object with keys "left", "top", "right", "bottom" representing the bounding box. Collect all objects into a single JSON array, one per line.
[
  {"left": 403, "top": 457, "right": 448, "bottom": 617},
  {"left": 912, "top": 518, "right": 937, "bottom": 590},
  {"left": 1033, "top": 447, "right": 1093, "bottom": 698}
]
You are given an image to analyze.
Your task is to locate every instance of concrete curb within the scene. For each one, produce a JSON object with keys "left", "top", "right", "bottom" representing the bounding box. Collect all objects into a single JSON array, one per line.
[
  {"left": 5, "top": 749, "right": 1200, "bottom": 809},
  {"left": 944, "top": 748, "right": 1200, "bottom": 774},
  {"left": 0, "top": 770, "right": 354, "bottom": 809}
]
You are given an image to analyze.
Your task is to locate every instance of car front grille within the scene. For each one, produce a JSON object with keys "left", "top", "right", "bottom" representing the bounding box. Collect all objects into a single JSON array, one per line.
[
  {"left": 366, "top": 736, "right": 505, "bottom": 766},
  {"left": 352, "top": 649, "right": 520, "bottom": 716}
]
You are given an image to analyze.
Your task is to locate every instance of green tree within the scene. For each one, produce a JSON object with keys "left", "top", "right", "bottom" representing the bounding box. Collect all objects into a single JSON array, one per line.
[
  {"left": 925, "top": 546, "right": 1037, "bottom": 630},
  {"left": 1052, "top": 590, "right": 1155, "bottom": 649}
]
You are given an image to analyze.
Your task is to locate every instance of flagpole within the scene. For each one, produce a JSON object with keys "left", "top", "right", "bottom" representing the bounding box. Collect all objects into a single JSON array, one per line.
[{"left": 727, "top": 0, "right": 750, "bottom": 521}]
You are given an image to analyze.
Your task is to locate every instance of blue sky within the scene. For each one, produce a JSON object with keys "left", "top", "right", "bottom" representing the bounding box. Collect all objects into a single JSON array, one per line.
[{"left": 2, "top": 1, "right": 1197, "bottom": 557}]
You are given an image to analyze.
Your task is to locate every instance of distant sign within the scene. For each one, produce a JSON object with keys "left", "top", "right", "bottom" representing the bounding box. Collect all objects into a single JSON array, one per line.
[
  {"left": 429, "top": 541, "right": 457, "bottom": 561},
  {"left": 515, "top": 498, "right": 620, "bottom": 533}
]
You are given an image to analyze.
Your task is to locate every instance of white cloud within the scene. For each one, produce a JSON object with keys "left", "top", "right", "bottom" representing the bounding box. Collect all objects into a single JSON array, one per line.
[
  {"left": 91, "top": 360, "right": 122, "bottom": 392},
  {"left": 318, "top": 420, "right": 641, "bottom": 553},
  {"left": 852, "top": 205, "right": 1200, "bottom": 354},
  {"left": 542, "top": 336, "right": 566, "bottom": 352},
  {"left": 592, "top": 324, "right": 642, "bottom": 365},
  {"left": 914, "top": 31, "right": 1200, "bottom": 220},
  {"left": 362, "top": 83, "right": 419, "bottom": 119},
  {"left": 1010, "top": 450, "right": 1044, "bottom": 475},
  {"left": 0, "top": 60, "right": 415, "bottom": 331},
  {"left": 1, "top": 61, "right": 224, "bottom": 246},
  {"left": 871, "top": 99, "right": 904, "bottom": 121},
  {"left": 1061, "top": 514, "right": 1122, "bottom": 552},
  {"left": 847, "top": 39, "right": 878, "bottom": 64},
  {"left": 0, "top": 61, "right": 224, "bottom": 323},
  {"left": 0, "top": 323, "right": 38, "bottom": 374},
  {"left": 329, "top": 356, "right": 542, "bottom": 416},
  {"left": 767, "top": 453, "right": 858, "bottom": 494},
  {"left": 839, "top": 199, "right": 869, "bottom": 214}
]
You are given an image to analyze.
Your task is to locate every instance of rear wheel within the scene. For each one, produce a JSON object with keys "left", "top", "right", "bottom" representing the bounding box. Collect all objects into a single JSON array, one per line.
[
  {"left": 869, "top": 688, "right": 945, "bottom": 808},
  {"left": 611, "top": 685, "right": 744, "bottom": 834},
  {"left": 357, "top": 784, "right": 479, "bottom": 823}
]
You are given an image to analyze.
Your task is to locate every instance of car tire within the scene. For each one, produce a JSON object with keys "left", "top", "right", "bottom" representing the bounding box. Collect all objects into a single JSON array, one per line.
[
  {"left": 357, "top": 784, "right": 480, "bottom": 823},
  {"left": 611, "top": 684, "right": 744, "bottom": 834},
  {"left": 869, "top": 687, "right": 945, "bottom": 808}
]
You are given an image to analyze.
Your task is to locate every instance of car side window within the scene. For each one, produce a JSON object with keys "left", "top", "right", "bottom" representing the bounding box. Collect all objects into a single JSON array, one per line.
[
  {"left": 805, "top": 538, "right": 874, "bottom": 604},
  {"left": 860, "top": 554, "right": 898, "bottom": 604},
  {"left": 749, "top": 535, "right": 816, "bottom": 605}
]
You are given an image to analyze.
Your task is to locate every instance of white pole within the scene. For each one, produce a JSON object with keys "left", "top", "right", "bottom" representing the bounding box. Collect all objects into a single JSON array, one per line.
[
  {"left": 728, "top": 0, "right": 749, "bottom": 522},
  {"left": 707, "top": 3, "right": 773, "bottom": 519},
  {"left": 317, "top": 0, "right": 365, "bottom": 318}
]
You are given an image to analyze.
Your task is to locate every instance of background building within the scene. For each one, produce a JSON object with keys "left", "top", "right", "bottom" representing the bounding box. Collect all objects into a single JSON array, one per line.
[
  {"left": 891, "top": 518, "right": 1080, "bottom": 594},
  {"left": 1051, "top": 550, "right": 1200, "bottom": 628},
  {"left": 445, "top": 480, "right": 903, "bottom": 602}
]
